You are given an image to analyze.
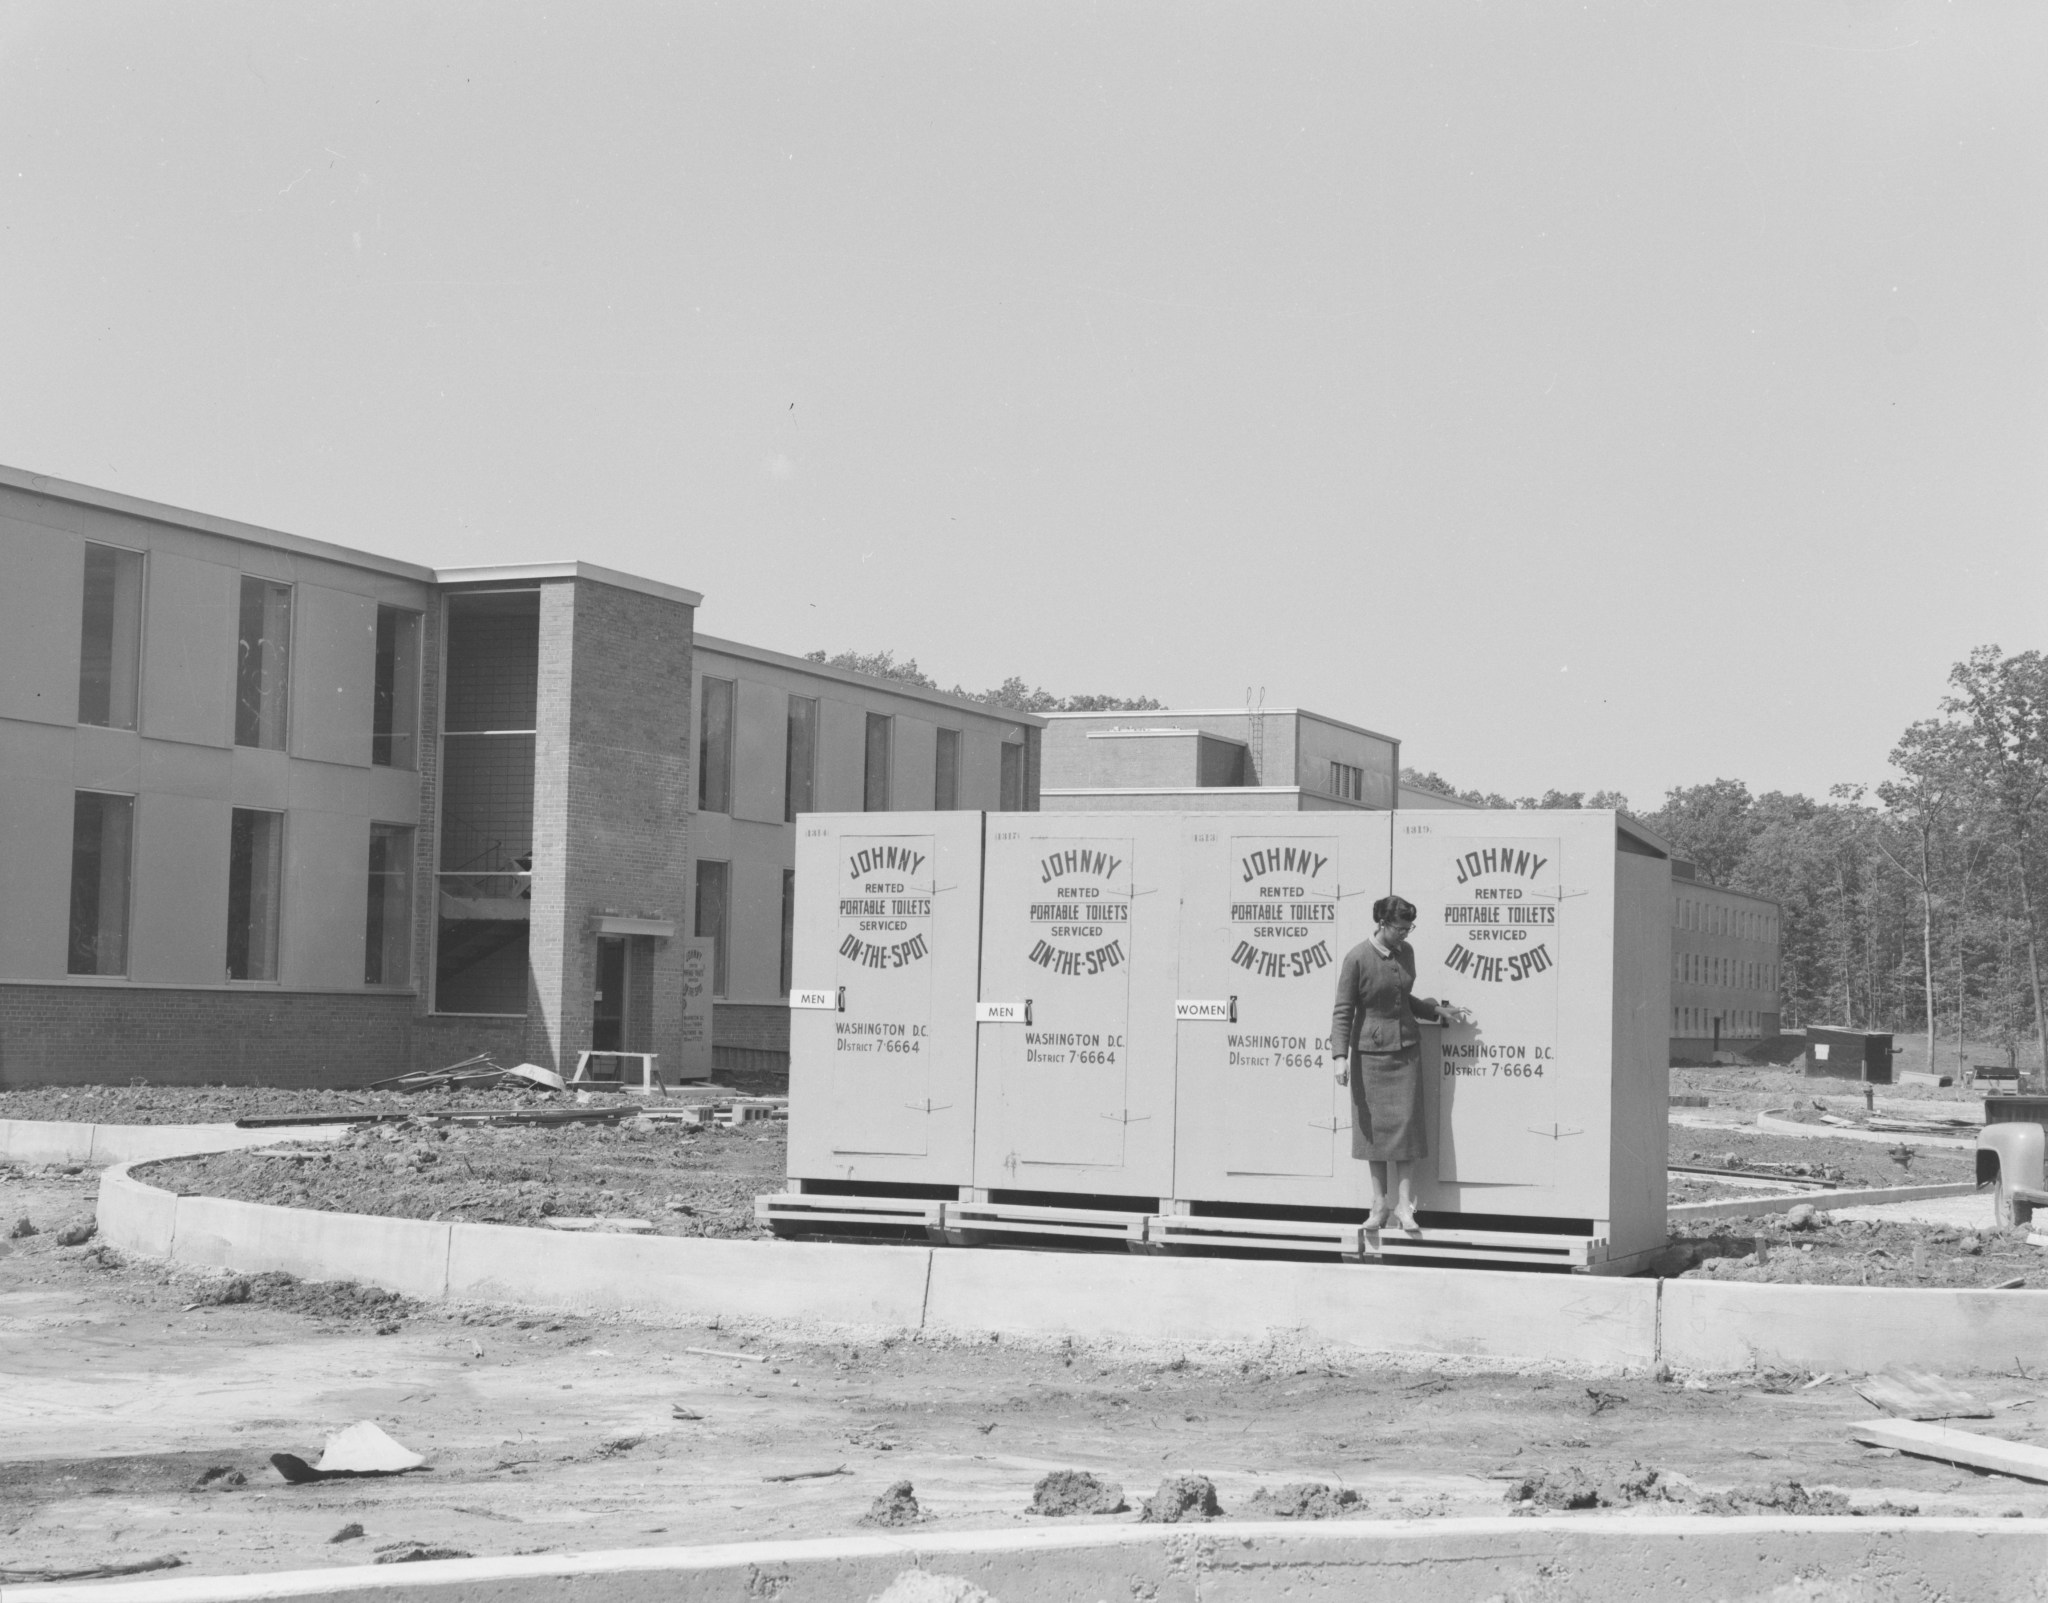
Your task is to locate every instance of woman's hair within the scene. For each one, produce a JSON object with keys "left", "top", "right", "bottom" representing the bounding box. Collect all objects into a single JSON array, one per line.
[{"left": 1373, "top": 894, "right": 1419, "bottom": 926}]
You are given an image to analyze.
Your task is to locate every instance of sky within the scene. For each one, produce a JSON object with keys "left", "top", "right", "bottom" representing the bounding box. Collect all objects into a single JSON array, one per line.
[{"left": 2, "top": 1, "right": 2042, "bottom": 810}]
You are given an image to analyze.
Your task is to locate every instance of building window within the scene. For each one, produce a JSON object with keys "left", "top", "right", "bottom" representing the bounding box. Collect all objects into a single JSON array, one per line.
[
  {"left": 235, "top": 577, "right": 292, "bottom": 749},
  {"left": 934, "top": 728, "right": 960, "bottom": 810},
  {"left": 863, "top": 713, "right": 892, "bottom": 811},
  {"left": 696, "top": 859, "right": 729, "bottom": 997},
  {"left": 372, "top": 607, "right": 421, "bottom": 769},
  {"left": 784, "top": 695, "right": 816, "bottom": 823},
  {"left": 78, "top": 544, "right": 143, "bottom": 730},
  {"left": 67, "top": 791, "right": 133, "bottom": 975},
  {"left": 699, "top": 677, "right": 734, "bottom": 813},
  {"left": 365, "top": 823, "right": 413, "bottom": 986},
  {"left": 226, "top": 808, "right": 284, "bottom": 981},
  {"left": 999, "top": 740, "right": 1024, "bottom": 811},
  {"left": 780, "top": 867, "right": 796, "bottom": 997},
  {"left": 1329, "top": 761, "right": 1365, "bottom": 802},
  {"left": 435, "top": 590, "right": 538, "bottom": 1015}
]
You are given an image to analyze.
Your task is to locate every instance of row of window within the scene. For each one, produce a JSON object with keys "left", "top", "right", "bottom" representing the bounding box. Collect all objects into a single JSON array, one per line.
[
  {"left": 75, "top": 542, "right": 423, "bottom": 766},
  {"left": 1675, "top": 894, "right": 1774, "bottom": 943},
  {"left": 66, "top": 789, "right": 413, "bottom": 985},
  {"left": 697, "top": 678, "right": 1025, "bottom": 818},
  {"left": 1674, "top": 953, "right": 1777, "bottom": 994},
  {"left": 1674, "top": 1007, "right": 1768, "bottom": 1038}
]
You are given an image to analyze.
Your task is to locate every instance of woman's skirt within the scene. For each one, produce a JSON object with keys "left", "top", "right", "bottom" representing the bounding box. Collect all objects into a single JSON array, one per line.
[{"left": 1350, "top": 1047, "right": 1427, "bottom": 1161}]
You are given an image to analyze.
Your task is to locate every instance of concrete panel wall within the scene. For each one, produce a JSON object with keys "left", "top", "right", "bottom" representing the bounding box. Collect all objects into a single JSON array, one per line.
[
  {"left": 816, "top": 697, "right": 868, "bottom": 812},
  {"left": 893, "top": 715, "right": 937, "bottom": 812},
  {"left": 0, "top": 766, "right": 76, "bottom": 980},
  {"left": 731, "top": 676, "right": 785, "bottom": 825},
  {"left": 1662, "top": 1279, "right": 2048, "bottom": 1373},
  {"left": 129, "top": 792, "right": 231, "bottom": 984},
  {"left": 282, "top": 807, "right": 370, "bottom": 989},
  {"left": 0, "top": 512, "right": 85, "bottom": 727},
  {"left": 293, "top": 584, "right": 378, "bottom": 767},
  {"left": 139, "top": 549, "right": 237, "bottom": 748},
  {"left": 730, "top": 852, "right": 788, "bottom": 1004},
  {"left": 957, "top": 730, "right": 1002, "bottom": 810},
  {"left": 172, "top": 1192, "right": 454, "bottom": 1300},
  {"left": 72, "top": 725, "right": 142, "bottom": 795},
  {"left": 1296, "top": 714, "right": 1397, "bottom": 808}
]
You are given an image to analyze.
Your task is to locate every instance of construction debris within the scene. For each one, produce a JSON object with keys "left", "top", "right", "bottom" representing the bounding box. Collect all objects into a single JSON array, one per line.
[
  {"left": 686, "top": 1345, "right": 768, "bottom": 1363},
  {"left": 763, "top": 1465, "right": 850, "bottom": 1483},
  {"left": 1244, "top": 1482, "right": 1363, "bottom": 1519},
  {"left": 0, "top": 1556, "right": 185, "bottom": 1584},
  {"left": 1851, "top": 1418, "right": 2048, "bottom": 1482},
  {"left": 272, "top": 1421, "right": 426, "bottom": 1484},
  {"left": 1856, "top": 1367, "right": 1991, "bottom": 1421}
]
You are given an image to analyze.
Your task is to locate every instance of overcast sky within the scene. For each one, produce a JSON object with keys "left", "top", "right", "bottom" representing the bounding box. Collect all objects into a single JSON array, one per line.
[{"left": 2, "top": 2, "right": 2041, "bottom": 808}]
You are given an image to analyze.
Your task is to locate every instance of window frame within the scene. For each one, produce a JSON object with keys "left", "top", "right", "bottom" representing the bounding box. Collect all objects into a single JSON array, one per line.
[
  {"left": 784, "top": 695, "right": 817, "bottom": 823},
  {"left": 934, "top": 727, "right": 960, "bottom": 811},
  {"left": 226, "top": 806, "right": 286, "bottom": 982},
  {"left": 699, "top": 676, "right": 735, "bottom": 814},
  {"left": 77, "top": 542, "right": 145, "bottom": 731},
  {"left": 695, "top": 858, "right": 730, "bottom": 997},
  {"left": 234, "top": 576, "right": 294, "bottom": 751},
  {"left": 364, "top": 821, "right": 416, "bottom": 988},
  {"left": 66, "top": 789, "right": 135, "bottom": 977},
  {"left": 863, "top": 712, "right": 892, "bottom": 812},
  {"left": 371, "top": 605, "right": 423, "bottom": 770}
]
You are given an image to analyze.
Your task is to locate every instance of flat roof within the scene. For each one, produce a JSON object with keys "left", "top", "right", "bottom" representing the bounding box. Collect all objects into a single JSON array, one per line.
[
  {"left": 1042, "top": 706, "right": 1401, "bottom": 746},
  {"left": 694, "top": 633, "right": 1048, "bottom": 726},
  {"left": 437, "top": 562, "right": 702, "bottom": 608},
  {"left": 0, "top": 462, "right": 437, "bottom": 584},
  {"left": 0, "top": 463, "right": 705, "bottom": 607}
]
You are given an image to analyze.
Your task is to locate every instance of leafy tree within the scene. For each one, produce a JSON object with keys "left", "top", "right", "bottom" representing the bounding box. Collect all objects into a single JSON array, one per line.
[
  {"left": 1875, "top": 718, "right": 1968, "bottom": 1073},
  {"left": 1645, "top": 780, "right": 1760, "bottom": 888},
  {"left": 802, "top": 649, "right": 938, "bottom": 690},
  {"left": 1943, "top": 646, "right": 2048, "bottom": 1072}
]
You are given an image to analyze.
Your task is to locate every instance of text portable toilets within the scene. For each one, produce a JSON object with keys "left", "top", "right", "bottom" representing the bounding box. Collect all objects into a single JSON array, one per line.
[
  {"left": 1390, "top": 809, "right": 1672, "bottom": 1270},
  {"left": 951, "top": 814, "right": 1185, "bottom": 1245},
  {"left": 758, "top": 812, "right": 986, "bottom": 1238},
  {"left": 1154, "top": 813, "right": 1392, "bottom": 1254}
]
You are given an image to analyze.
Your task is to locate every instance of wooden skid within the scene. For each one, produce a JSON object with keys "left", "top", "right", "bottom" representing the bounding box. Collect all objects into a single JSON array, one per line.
[
  {"left": 1148, "top": 1215, "right": 1363, "bottom": 1257},
  {"left": 754, "top": 1193, "right": 944, "bottom": 1233},
  {"left": 942, "top": 1201, "right": 1149, "bottom": 1246}
]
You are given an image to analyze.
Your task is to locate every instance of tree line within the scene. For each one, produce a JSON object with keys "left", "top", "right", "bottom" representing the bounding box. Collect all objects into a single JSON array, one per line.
[
  {"left": 1408, "top": 646, "right": 2048, "bottom": 1071},
  {"left": 802, "top": 648, "right": 1164, "bottom": 714}
]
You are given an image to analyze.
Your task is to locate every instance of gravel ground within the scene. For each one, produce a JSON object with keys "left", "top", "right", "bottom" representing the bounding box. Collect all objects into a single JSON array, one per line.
[{"left": 0, "top": 1081, "right": 755, "bottom": 1127}]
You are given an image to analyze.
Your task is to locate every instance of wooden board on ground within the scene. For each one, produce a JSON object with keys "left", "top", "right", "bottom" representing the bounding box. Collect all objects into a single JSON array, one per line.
[
  {"left": 1851, "top": 1418, "right": 2048, "bottom": 1481},
  {"left": 1855, "top": 1366, "right": 1992, "bottom": 1420}
]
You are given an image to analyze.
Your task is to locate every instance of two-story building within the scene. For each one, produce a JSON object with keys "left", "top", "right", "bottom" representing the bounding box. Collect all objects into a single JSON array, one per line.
[
  {"left": 0, "top": 464, "right": 1041, "bottom": 1087},
  {"left": 1669, "top": 860, "right": 1781, "bottom": 1060}
]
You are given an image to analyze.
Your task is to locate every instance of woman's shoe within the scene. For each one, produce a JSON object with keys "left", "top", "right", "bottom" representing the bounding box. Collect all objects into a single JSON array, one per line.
[
  {"left": 1362, "top": 1206, "right": 1391, "bottom": 1232},
  {"left": 1390, "top": 1205, "right": 1421, "bottom": 1233}
]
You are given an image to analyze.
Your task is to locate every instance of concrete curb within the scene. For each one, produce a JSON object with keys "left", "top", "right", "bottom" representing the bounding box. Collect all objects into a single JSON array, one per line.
[
  {"left": 11, "top": 1518, "right": 2048, "bottom": 1602},
  {"left": 91, "top": 1165, "right": 2048, "bottom": 1375},
  {"left": 1670, "top": 1180, "right": 1978, "bottom": 1223},
  {"left": 0, "top": 1118, "right": 347, "bottom": 1168}
]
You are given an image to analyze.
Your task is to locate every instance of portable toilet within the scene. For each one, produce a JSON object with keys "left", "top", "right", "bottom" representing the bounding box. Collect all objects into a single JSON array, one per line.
[
  {"left": 1386, "top": 809, "right": 1673, "bottom": 1270},
  {"left": 1161, "top": 813, "right": 1393, "bottom": 1238},
  {"left": 956, "top": 813, "right": 1186, "bottom": 1242},
  {"left": 760, "top": 812, "right": 985, "bottom": 1237}
]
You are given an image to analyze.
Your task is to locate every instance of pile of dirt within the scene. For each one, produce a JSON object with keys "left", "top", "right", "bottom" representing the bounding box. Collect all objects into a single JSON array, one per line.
[
  {"left": 859, "top": 1480, "right": 925, "bottom": 1527},
  {"left": 190, "top": 1270, "right": 414, "bottom": 1324},
  {"left": 141, "top": 1116, "right": 784, "bottom": 1240},
  {"left": 1244, "top": 1482, "right": 1362, "bottom": 1519},
  {"left": 1028, "top": 1469, "right": 1126, "bottom": 1516},
  {"left": 1504, "top": 1463, "right": 1670, "bottom": 1511},
  {"left": 1692, "top": 1481, "right": 1918, "bottom": 1517},
  {"left": 1140, "top": 1474, "right": 1223, "bottom": 1523}
]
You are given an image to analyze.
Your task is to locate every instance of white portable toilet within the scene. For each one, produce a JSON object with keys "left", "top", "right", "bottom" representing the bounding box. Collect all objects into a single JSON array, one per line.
[
  {"left": 955, "top": 813, "right": 1184, "bottom": 1242},
  {"left": 1390, "top": 808, "right": 1672, "bottom": 1269},
  {"left": 1164, "top": 813, "right": 1392, "bottom": 1234},
  {"left": 760, "top": 812, "right": 985, "bottom": 1238}
]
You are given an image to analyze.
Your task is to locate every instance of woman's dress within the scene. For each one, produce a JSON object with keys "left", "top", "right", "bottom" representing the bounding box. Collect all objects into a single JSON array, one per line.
[{"left": 1329, "top": 938, "right": 1442, "bottom": 1161}]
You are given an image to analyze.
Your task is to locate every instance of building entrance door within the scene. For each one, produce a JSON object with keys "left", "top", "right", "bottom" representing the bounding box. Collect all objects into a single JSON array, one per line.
[{"left": 593, "top": 935, "right": 627, "bottom": 1053}]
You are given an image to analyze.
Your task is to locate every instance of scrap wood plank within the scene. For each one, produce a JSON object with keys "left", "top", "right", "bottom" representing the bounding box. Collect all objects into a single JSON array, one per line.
[
  {"left": 1856, "top": 1366, "right": 1992, "bottom": 1420},
  {"left": 1851, "top": 1418, "right": 2048, "bottom": 1482}
]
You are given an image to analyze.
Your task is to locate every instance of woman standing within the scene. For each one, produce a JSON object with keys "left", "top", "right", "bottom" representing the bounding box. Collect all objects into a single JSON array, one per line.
[{"left": 1330, "top": 894, "right": 1461, "bottom": 1232}]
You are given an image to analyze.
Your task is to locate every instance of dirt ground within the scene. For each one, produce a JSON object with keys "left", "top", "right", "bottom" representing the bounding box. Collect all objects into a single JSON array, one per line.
[
  {"left": 9, "top": 1161, "right": 2048, "bottom": 1587},
  {"left": 0, "top": 1079, "right": 769, "bottom": 1129},
  {"left": 100, "top": 1063, "right": 2024, "bottom": 1287}
]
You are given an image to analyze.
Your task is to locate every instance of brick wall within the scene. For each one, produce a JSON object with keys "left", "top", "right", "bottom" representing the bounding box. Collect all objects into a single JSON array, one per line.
[
  {"left": 713, "top": 1000, "right": 789, "bottom": 1055},
  {"left": 525, "top": 577, "right": 694, "bottom": 1075},
  {"left": 0, "top": 985, "right": 523, "bottom": 1088}
]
